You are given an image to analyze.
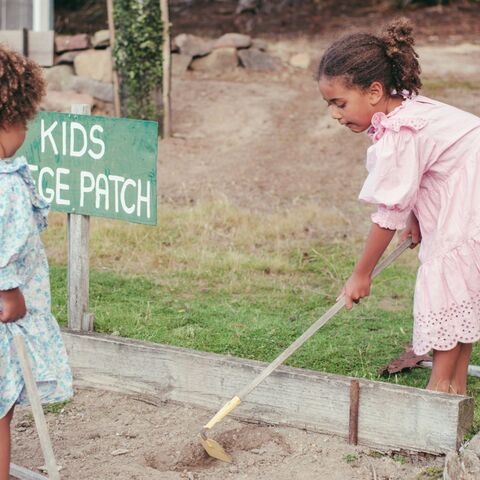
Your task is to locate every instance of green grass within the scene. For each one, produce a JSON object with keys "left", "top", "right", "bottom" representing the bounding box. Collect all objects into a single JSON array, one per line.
[
  {"left": 343, "top": 453, "right": 359, "bottom": 464},
  {"left": 43, "top": 401, "right": 69, "bottom": 415},
  {"left": 43, "top": 202, "right": 480, "bottom": 437},
  {"left": 50, "top": 242, "right": 419, "bottom": 374},
  {"left": 416, "top": 466, "right": 444, "bottom": 480},
  {"left": 422, "top": 79, "right": 480, "bottom": 95}
]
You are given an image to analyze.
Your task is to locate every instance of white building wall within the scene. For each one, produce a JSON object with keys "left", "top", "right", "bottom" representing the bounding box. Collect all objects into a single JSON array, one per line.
[{"left": 1, "top": 0, "right": 33, "bottom": 30}]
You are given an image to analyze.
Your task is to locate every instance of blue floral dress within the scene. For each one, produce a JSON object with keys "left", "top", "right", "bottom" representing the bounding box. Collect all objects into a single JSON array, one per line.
[{"left": 0, "top": 156, "right": 73, "bottom": 418}]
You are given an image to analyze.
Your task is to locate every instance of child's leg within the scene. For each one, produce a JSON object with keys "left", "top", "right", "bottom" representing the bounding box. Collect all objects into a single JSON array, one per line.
[
  {"left": 0, "top": 406, "right": 14, "bottom": 480},
  {"left": 426, "top": 344, "right": 462, "bottom": 392},
  {"left": 449, "top": 342, "right": 473, "bottom": 395}
]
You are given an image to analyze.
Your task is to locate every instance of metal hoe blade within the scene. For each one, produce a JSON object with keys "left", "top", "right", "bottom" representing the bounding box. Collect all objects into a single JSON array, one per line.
[{"left": 200, "top": 429, "right": 232, "bottom": 463}]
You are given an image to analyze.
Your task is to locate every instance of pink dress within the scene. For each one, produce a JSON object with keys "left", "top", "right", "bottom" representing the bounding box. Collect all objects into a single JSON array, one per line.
[{"left": 359, "top": 95, "right": 480, "bottom": 355}]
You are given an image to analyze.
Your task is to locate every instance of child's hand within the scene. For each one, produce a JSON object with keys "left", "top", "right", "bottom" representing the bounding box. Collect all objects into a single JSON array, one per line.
[
  {"left": 0, "top": 288, "right": 27, "bottom": 323},
  {"left": 399, "top": 211, "right": 421, "bottom": 248},
  {"left": 337, "top": 272, "right": 372, "bottom": 310}
]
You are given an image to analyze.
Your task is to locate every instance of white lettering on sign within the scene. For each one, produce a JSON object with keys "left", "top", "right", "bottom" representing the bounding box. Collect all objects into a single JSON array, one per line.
[
  {"left": 28, "top": 164, "right": 71, "bottom": 206},
  {"left": 88, "top": 125, "right": 105, "bottom": 160},
  {"left": 78, "top": 170, "right": 152, "bottom": 218},
  {"left": 40, "top": 119, "right": 106, "bottom": 160},
  {"left": 70, "top": 122, "right": 88, "bottom": 157},
  {"left": 62, "top": 121, "right": 67, "bottom": 156},
  {"left": 108, "top": 175, "right": 125, "bottom": 213},
  {"left": 95, "top": 174, "right": 109, "bottom": 210},
  {"left": 121, "top": 179, "right": 136, "bottom": 214},
  {"left": 80, "top": 171, "right": 95, "bottom": 207},
  {"left": 56, "top": 167, "right": 71, "bottom": 205},
  {"left": 137, "top": 179, "right": 151, "bottom": 219},
  {"left": 41, "top": 119, "right": 58, "bottom": 155}
]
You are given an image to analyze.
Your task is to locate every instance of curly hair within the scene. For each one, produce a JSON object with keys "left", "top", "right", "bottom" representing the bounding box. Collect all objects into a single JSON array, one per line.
[
  {"left": 317, "top": 18, "right": 422, "bottom": 96},
  {"left": 0, "top": 44, "right": 46, "bottom": 127}
]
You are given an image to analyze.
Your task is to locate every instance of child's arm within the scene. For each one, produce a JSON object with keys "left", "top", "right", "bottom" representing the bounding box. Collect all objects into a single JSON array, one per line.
[
  {"left": 340, "top": 223, "right": 396, "bottom": 310},
  {"left": 0, "top": 288, "right": 26, "bottom": 323}
]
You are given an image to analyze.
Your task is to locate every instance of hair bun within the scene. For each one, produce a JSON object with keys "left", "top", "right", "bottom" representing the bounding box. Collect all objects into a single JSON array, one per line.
[
  {"left": 317, "top": 17, "right": 422, "bottom": 96},
  {"left": 381, "top": 17, "right": 415, "bottom": 57}
]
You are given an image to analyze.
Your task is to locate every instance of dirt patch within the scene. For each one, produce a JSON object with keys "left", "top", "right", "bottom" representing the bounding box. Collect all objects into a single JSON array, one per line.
[
  {"left": 157, "top": 43, "right": 480, "bottom": 244},
  {"left": 171, "top": 426, "right": 292, "bottom": 471},
  {"left": 11, "top": 388, "right": 444, "bottom": 479}
]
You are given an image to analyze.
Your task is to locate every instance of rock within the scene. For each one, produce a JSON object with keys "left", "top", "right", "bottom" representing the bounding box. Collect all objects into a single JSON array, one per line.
[
  {"left": 43, "top": 65, "right": 75, "bottom": 91},
  {"left": 70, "top": 76, "right": 114, "bottom": 102},
  {"left": 111, "top": 448, "right": 130, "bottom": 456},
  {"left": 467, "top": 432, "right": 480, "bottom": 457},
  {"left": 251, "top": 38, "right": 268, "bottom": 51},
  {"left": 92, "top": 29, "right": 110, "bottom": 48},
  {"left": 238, "top": 48, "right": 282, "bottom": 72},
  {"left": 190, "top": 47, "right": 238, "bottom": 73},
  {"left": 463, "top": 450, "right": 480, "bottom": 478},
  {"left": 54, "top": 51, "right": 82, "bottom": 65},
  {"left": 39, "top": 465, "right": 63, "bottom": 474},
  {"left": 213, "top": 33, "right": 251, "bottom": 50},
  {"left": 444, "top": 451, "right": 464, "bottom": 480},
  {"left": 74, "top": 49, "right": 113, "bottom": 83},
  {"left": 172, "top": 53, "right": 192, "bottom": 77},
  {"left": 289, "top": 53, "right": 311, "bottom": 69},
  {"left": 174, "top": 33, "right": 213, "bottom": 57},
  {"left": 55, "top": 33, "right": 90, "bottom": 53},
  {"left": 41, "top": 90, "right": 96, "bottom": 113}
]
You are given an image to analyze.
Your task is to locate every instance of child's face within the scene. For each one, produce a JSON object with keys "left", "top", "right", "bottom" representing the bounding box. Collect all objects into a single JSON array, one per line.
[
  {"left": 318, "top": 76, "right": 382, "bottom": 133},
  {"left": 0, "top": 122, "right": 27, "bottom": 159}
]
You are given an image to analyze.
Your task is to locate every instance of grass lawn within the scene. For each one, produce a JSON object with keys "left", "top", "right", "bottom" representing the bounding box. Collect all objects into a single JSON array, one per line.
[{"left": 43, "top": 201, "right": 480, "bottom": 436}]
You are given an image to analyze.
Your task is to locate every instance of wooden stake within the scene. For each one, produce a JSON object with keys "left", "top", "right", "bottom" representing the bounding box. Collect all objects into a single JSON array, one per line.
[
  {"left": 67, "top": 104, "right": 93, "bottom": 331},
  {"left": 13, "top": 336, "right": 60, "bottom": 480},
  {"left": 348, "top": 379, "right": 360, "bottom": 445},
  {"left": 106, "top": 0, "right": 121, "bottom": 117},
  {"left": 160, "top": 0, "right": 171, "bottom": 137}
]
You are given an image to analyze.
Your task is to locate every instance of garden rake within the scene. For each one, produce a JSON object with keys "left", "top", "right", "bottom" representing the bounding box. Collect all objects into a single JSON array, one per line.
[
  {"left": 12, "top": 335, "right": 61, "bottom": 480},
  {"left": 199, "top": 238, "right": 413, "bottom": 462}
]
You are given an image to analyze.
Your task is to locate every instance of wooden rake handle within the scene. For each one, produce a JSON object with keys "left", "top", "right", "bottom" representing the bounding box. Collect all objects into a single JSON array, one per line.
[
  {"left": 236, "top": 238, "right": 413, "bottom": 399},
  {"left": 13, "top": 336, "right": 61, "bottom": 480},
  {"left": 204, "top": 238, "right": 413, "bottom": 431}
]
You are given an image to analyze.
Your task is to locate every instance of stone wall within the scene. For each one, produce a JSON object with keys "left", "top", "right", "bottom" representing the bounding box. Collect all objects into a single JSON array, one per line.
[{"left": 42, "top": 30, "right": 114, "bottom": 116}]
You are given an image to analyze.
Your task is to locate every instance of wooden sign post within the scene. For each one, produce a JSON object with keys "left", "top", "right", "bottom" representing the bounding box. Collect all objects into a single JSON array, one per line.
[
  {"left": 68, "top": 104, "right": 93, "bottom": 331},
  {"left": 17, "top": 107, "right": 159, "bottom": 331}
]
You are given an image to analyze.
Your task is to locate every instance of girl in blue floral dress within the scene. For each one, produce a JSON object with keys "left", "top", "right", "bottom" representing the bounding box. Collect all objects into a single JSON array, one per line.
[{"left": 0, "top": 46, "right": 73, "bottom": 478}]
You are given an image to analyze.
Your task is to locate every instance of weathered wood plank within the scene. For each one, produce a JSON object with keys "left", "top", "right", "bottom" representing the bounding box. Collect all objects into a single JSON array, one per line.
[
  {"left": 62, "top": 330, "right": 474, "bottom": 454},
  {"left": 0, "top": 30, "right": 54, "bottom": 66}
]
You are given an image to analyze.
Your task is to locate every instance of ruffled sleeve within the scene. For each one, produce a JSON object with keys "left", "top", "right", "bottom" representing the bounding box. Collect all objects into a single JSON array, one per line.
[
  {"left": 359, "top": 116, "right": 426, "bottom": 230},
  {"left": 0, "top": 173, "right": 33, "bottom": 290}
]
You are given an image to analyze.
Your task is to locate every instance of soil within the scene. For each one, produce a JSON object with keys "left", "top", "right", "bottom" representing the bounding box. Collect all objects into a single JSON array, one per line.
[
  {"left": 11, "top": 2, "right": 480, "bottom": 479},
  {"left": 11, "top": 388, "right": 444, "bottom": 479}
]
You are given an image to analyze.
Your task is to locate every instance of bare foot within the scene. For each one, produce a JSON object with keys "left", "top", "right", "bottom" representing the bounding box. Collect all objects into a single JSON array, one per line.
[
  {"left": 449, "top": 383, "right": 467, "bottom": 395},
  {"left": 426, "top": 379, "right": 450, "bottom": 393}
]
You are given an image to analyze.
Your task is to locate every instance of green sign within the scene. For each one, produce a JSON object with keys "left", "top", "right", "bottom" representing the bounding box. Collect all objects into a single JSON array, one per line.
[{"left": 17, "top": 112, "right": 158, "bottom": 225}]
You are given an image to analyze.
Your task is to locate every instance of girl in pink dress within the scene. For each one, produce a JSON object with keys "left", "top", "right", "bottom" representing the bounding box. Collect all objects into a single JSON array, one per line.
[{"left": 318, "top": 18, "right": 480, "bottom": 395}]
